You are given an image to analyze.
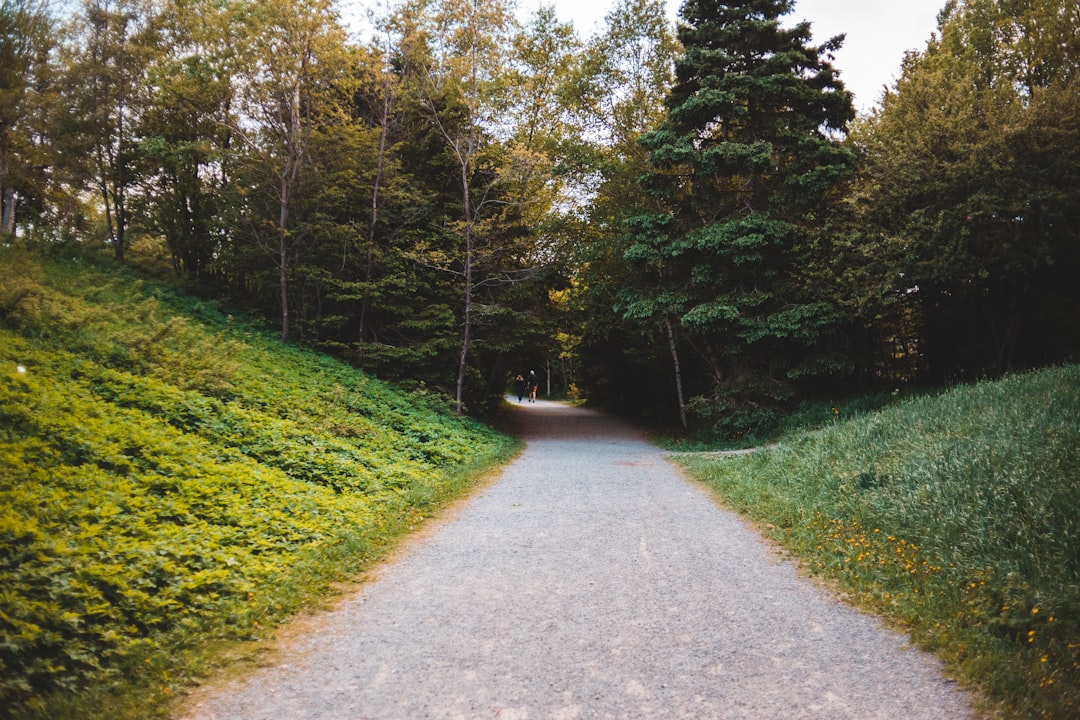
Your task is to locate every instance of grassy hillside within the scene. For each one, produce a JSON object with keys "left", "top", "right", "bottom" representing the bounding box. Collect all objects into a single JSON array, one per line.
[
  {"left": 677, "top": 367, "right": 1080, "bottom": 719},
  {"left": 0, "top": 248, "right": 518, "bottom": 719}
]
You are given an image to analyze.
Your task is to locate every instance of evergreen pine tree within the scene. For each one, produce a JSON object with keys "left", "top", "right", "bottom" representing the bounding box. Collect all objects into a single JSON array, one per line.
[{"left": 626, "top": 0, "right": 856, "bottom": 433}]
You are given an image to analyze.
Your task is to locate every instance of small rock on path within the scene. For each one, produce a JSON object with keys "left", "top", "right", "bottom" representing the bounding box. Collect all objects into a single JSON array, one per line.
[{"left": 180, "top": 400, "right": 974, "bottom": 720}]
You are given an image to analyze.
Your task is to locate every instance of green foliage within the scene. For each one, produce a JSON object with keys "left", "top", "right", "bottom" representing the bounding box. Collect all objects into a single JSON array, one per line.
[
  {"left": 624, "top": 0, "right": 857, "bottom": 430},
  {"left": 0, "top": 250, "right": 516, "bottom": 717},
  {"left": 849, "top": 0, "right": 1080, "bottom": 381},
  {"left": 0, "top": 0, "right": 56, "bottom": 235},
  {"left": 684, "top": 375, "right": 790, "bottom": 442},
  {"left": 555, "top": 0, "right": 684, "bottom": 415},
  {"left": 678, "top": 365, "right": 1080, "bottom": 719}
]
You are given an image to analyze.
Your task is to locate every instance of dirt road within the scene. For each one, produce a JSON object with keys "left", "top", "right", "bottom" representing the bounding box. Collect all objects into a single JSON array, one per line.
[{"left": 181, "top": 400, "right": 973, "bottom": 719}]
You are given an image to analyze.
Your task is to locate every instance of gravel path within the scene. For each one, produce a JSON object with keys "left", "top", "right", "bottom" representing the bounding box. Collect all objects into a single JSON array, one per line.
[{"left": 181, "top": 400, "right": 974, "bottom": 719}]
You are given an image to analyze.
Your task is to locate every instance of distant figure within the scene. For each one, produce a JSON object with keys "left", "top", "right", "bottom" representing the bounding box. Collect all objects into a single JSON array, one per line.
[
  {"left": 514, "top": 373, "right": 526, "bottom": 402},
  {"left": 527, "top": 370, "right": 538, "bottom": 403}
]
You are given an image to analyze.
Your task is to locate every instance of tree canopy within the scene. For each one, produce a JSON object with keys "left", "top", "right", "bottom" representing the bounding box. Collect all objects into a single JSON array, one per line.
[
  {"left": 623, "top": 0, "right": 857, "bottom": 432},
  {"left": 849, "top": 0, "right": 1080, "bottom": 382},
  {"left": 2, "top": 0, "right": 1077, "bottom": 429}
]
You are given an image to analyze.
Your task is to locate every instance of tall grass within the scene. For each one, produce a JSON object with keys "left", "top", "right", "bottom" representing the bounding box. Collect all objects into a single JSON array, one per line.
[
  {"left": 677, "top": 366, "right": 1080, "bottom": 719},
  {"left": 0, "top": 249, "right": 519, "bottom": 719}
]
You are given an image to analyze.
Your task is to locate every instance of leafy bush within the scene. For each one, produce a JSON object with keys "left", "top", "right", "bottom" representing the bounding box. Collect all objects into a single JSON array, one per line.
[{"left": 0, "top": 250, "right": 517, "bottom": 717}]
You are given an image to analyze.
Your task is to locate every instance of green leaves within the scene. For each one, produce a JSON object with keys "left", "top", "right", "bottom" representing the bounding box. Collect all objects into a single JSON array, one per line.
[
  {"left": 619, "top": 0, "right": 857, "bottom": 433},
  {"left": 679, "top": 365, "right": 1080, "bottom": 717},
  {"left": 850, "top": 0, "right": 1080, "bottom": 379},
  {"left": 0, "top": 251, "right": 514, "bottom": 712},
  {"left": 699, "top": 140, "right": 774, "bottom": 175}
]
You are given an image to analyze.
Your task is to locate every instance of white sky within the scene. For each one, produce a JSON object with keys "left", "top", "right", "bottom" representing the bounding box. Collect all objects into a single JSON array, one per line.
[
  {"left": 515, "top": 0, "right": 946, "bottom": 113},
  {"left": 339, "top": 0, "right": 946, "bottom": 114}
]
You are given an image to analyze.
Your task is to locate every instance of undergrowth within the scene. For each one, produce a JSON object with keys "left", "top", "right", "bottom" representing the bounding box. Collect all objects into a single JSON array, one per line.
[
  {"left": 677, "top": 366, "right": 1080, "bottom": 719},
  {"left": 0, "top": 248, "right": 518, "bottom": 719}
]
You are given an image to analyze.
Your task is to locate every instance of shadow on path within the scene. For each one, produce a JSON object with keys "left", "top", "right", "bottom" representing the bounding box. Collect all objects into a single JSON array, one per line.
[{"left": 504, "top": 397, "right": 642, "bottom": 442}]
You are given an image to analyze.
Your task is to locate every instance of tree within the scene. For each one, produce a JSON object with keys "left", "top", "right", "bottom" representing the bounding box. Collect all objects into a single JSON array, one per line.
[
  {"left": 506, "top": 5, "right": 579, "bottom": 183},
  {"left": 0, "top": 0, "right": 53, "bottom": 235},
  {"left": 415, "top": 0, "right": 518, "bottom": 413},
  {"left": 229, "top": 0, "right": 350, "bottom": 341},
  {"left": 852, "top": 0, "right": 1080, "bottom": 380},
  {"left": 630, "top": 0, "right": 856, "bottom": 434},
  {"left": 355, "top": 2, "right": 409, "bottom": 350},
  {"left": 563, "top": 0, "right": 683, "bottom": 417},
  {"left": 328, "top": 1, "right": 574, "bottom": 412},
  {"left": 568, "top": 0, "right": 680, "bottom": 214},
  {"left": 485, "top": 6, "right": 582, "bottom": 396},
  {"left": 335, "top": 5, "right": 461, "bottom": 384},
  {"left": 60, "top": 0, "right": 162, "bottom": 261},
  {"left": 135, "top": 0, "right": 235, "bottom": 279}
]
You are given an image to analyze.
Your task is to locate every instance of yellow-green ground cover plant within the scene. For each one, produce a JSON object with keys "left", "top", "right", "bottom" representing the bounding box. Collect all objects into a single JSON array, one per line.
[
  {"left": 0, "top": 249, "right": 518, "bottom": 719},
  {"left": 678, "top": 366, "right": 1079, "bottom": 720}
]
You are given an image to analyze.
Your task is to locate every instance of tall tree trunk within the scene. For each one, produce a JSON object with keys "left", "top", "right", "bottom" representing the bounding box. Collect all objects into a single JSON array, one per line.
[
  {"left": 665, "top": 316, "right": 688, "bottom": 429},
  {"left": 278, "top": 80, "right": 304, "bottom": 343},
  {"left": 994, "top": 289, "right": 1028, "bottom": 375},
  {"left": 94, "top": 125, "right": 122, "bottom": 261},
  {"left": 1, "top": 185, "right": 13, "bottom": 236},
  {"left": 279, "top": 182, "right": 290, "bottom": 342},
  {"left": 112, "top": 161, "right": 127, "bottom": 263},
  {"left": 359, "top": 77, "right": 392, "bottom": 349},
  {"left": 455, "top": 160, "right": 473, "bottom": 415},
  {"left": 99, "top": 179, "right": 117, "bottom": 258},
  {"left": 114, "top": 194, "right": 126, "bottom": 263},
  {"left": 0, "top": 156, "right": 13, "bottom": 235}
]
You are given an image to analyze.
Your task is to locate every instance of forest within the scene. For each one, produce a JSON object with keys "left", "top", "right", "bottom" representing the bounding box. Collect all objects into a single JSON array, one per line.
[{"left": 2, "top": 0, "right": 1078, "bottom": 435}]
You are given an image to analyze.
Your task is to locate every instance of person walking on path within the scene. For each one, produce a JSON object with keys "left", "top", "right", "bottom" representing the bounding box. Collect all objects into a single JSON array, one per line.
[
  {"left": 180, "top": 402, "right": 974, "bottom": 720},
  {"left": 514, "top": 373, "right": 526, "bottom": 402},
  {"left": 527, "top": 369, "right": 538, "bottom": 403}
]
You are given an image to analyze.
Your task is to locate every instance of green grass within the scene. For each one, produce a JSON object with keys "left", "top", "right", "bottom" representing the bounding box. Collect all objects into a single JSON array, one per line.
[
  {"left": 0, "top": 248, "right": 519, "bottom": 719},
  {"left": 676, "top": 366, "right": 1080, "bottom": 719}
]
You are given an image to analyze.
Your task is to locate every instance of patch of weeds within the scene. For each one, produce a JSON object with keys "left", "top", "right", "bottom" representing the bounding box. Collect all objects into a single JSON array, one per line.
[{"left": 1, "top": 251, "right": 517, "bottom": 719}]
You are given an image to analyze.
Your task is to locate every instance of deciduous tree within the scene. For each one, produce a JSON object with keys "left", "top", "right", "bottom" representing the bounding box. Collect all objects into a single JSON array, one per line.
[
  {"left": 563, "top": 0, "right": 682, "bottom": 417},
  {"left": 61, "top": 0, "right": 162, "bottom": 262},
  {"left": 0, "top": 0, "right": 53, "bottom": 236},
  {"left": 134, "top": 0, "right": 235, "bottom": 279},
  {"left": 228, "top": 0, "right": 350, "bottom": 341},
  {"left": 415, "top": 0, "right": 519, "bottom": 413},
  {"left": 852, "top": 0, "right": 1080, "bottom": 379}
]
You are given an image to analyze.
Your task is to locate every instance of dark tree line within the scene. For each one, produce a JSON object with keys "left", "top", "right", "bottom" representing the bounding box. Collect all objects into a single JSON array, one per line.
[
  {"left": 579, "top": 0, "right": 1079, "bottom": 435},
  {"left": 2, "top": 0, "right": 1077, "bottom": 431}
]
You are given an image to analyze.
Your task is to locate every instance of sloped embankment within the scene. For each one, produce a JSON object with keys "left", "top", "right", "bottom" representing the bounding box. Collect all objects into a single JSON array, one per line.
[
  {"left": 678, "top": 366, "right": 1080, "bottom": 719},
  {"left": 0, "top": 250, "right": 516, "bottom": 717}
]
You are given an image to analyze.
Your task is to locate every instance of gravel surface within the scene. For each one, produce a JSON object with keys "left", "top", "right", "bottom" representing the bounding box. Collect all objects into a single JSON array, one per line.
[{"left": 180, "top": 400, "right": 974, "bottom": 720}]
